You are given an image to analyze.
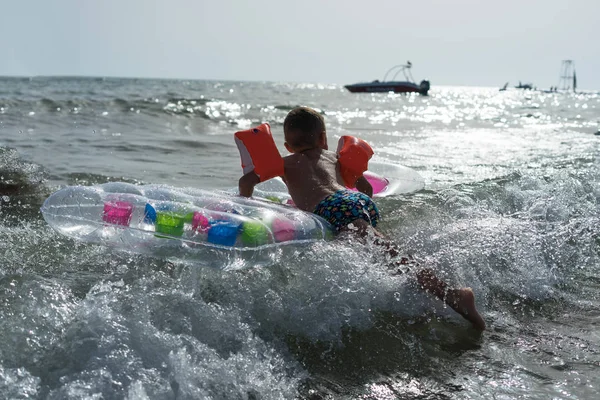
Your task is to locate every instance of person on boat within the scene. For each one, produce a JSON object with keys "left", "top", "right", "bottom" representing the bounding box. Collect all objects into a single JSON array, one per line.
[{"left": 238, "top": 106, "right": 486, "bottom": 330}]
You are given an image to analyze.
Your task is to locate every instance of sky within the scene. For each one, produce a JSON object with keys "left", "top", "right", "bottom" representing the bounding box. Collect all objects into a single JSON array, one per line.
[{"left": 1, "top": 0, "right": 599, "bottom": 89}]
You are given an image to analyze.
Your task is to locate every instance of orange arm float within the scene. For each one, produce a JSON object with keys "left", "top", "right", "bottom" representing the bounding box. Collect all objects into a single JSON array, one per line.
[
  {"left": 234, "top": 123, "right": 284, "bottom": 182},
  {"left": 336, "top": 136, "right": 374, "bottom": 188}
]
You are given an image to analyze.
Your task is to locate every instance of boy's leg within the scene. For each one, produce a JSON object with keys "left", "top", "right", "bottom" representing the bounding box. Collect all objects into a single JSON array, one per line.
[
  {"left": 416, "top": 269, "right": 486, "bottom": 331},
  {"left": 342, "top": 221, "right": 486, "bottom": 330}
]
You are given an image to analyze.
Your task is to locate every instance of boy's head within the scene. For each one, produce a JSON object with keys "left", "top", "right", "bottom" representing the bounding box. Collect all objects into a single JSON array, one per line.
[{"left": 283, "top": 106, "right": 328, "bottom": 152}]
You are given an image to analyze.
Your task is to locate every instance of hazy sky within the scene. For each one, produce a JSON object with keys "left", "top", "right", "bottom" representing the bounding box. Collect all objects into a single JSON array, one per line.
[{"left": 2, "top": 0, "right": 598, "bottom": 89}]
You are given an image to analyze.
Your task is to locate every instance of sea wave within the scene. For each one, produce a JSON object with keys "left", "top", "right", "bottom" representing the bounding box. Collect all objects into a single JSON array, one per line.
[{"left": 2, "top": 78, "right": 600, "bottom": 399}]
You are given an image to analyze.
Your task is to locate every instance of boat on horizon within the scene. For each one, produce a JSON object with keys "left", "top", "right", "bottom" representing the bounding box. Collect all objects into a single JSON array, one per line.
[
  {"left": 515, "top": 81, "right": 534, "bottom": 90},
  {"left": 344, "top": 62, "right": 430, "bottom": 95}
]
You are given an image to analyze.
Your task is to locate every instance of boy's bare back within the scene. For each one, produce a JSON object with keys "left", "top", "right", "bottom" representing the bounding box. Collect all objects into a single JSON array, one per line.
[{"left": 283, "top": 148, "right": 346, "bottom": 212}]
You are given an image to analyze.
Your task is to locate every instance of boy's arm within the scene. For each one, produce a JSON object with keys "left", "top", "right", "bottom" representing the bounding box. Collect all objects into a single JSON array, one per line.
[
  {"left": 239, "top": 171, "right": 260, "bottom": 197},
  {"left": 355, "top": 175, "right": 373, "bottom": 198}
]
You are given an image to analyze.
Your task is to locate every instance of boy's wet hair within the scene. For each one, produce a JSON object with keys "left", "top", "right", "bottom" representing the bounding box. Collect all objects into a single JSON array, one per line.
[{"left": 283, "top": 107, "right": 325, "bottom": 148}]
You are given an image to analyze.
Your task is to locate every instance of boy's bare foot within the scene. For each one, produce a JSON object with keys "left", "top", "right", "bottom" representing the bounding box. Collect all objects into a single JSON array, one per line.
[
  {"left": 416, "top": 268, "right": 486, "bottom": 330},
  {"left": 446, "top": 288, "right": 486, "bottom": 331}
]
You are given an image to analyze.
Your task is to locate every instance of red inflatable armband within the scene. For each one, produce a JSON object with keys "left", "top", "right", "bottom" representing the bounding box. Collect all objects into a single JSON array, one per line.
[
  {"left": 336, "top": 136, "right": 374, "bottom": 188},
  {"left": 234, "top": 123, "right": 284, "bottom": 182}
]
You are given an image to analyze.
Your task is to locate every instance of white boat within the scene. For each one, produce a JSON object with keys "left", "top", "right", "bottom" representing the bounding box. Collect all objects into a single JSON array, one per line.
[{"left": 345, "top": 62, "right": 430, "bottom": 95}]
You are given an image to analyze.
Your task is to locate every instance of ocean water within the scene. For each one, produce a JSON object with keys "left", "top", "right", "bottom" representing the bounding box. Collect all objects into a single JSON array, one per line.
[{"left": 1, "top": 76, "right": 599, "bottom": 399}]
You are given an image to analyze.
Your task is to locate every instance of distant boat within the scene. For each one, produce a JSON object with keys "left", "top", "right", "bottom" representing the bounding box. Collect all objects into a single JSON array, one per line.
[
  {"left": 499, "top": 82, "right": 509, "bottom": 91},
  {"left": 515, "top": 81, "right": 534, "bottom": 90},
  {"left": 540, "top": 86, "right": 558, "bottom": 93},
  {"left": 344, "top": 62, "right": 430, "bottom": 95}
]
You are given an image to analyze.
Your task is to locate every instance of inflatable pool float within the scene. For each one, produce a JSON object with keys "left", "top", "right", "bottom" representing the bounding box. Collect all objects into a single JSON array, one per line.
[
  {"left": 41, "top": 125, "right": 425, "bottom": 257},
  {"left": 41, "top": 182, "right": 334, "bottom": 253},
  {"left": 40, "top": 160, "right": 423, "bottom": 255}
]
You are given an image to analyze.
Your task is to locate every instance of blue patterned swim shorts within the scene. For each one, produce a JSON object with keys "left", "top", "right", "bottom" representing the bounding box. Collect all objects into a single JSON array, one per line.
[{"left": 313, "top": 190, "right": 380, "bottom": 231}]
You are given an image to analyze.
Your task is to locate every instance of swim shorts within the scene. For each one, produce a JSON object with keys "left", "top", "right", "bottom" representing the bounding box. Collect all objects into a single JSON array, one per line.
[{"left": 313, "top": 190, "right": 380, "bottom": 231}]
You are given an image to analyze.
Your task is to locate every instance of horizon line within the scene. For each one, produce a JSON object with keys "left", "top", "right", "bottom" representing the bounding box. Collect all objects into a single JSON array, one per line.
[{"left": 0, "top": 74, "right": 596, "bottom": 91}]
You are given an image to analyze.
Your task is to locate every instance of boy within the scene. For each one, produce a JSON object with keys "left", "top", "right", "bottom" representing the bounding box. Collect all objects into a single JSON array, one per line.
[{"left": 239, "top": 107, "right": 485, "bottom": 330}]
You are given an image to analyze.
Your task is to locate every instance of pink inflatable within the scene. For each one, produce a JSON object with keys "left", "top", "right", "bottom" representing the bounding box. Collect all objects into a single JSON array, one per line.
[{"left": 350, "top": 171, "right": 389, "bottom": 194}]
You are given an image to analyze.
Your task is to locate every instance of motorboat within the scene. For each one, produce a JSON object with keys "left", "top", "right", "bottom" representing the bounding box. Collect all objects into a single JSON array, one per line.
[
  {"left": 515, "top": 81, "right": 534, "bottom": 90},
  {"left": 344, "top": 62, "right": 430, "bottom": 95}
]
